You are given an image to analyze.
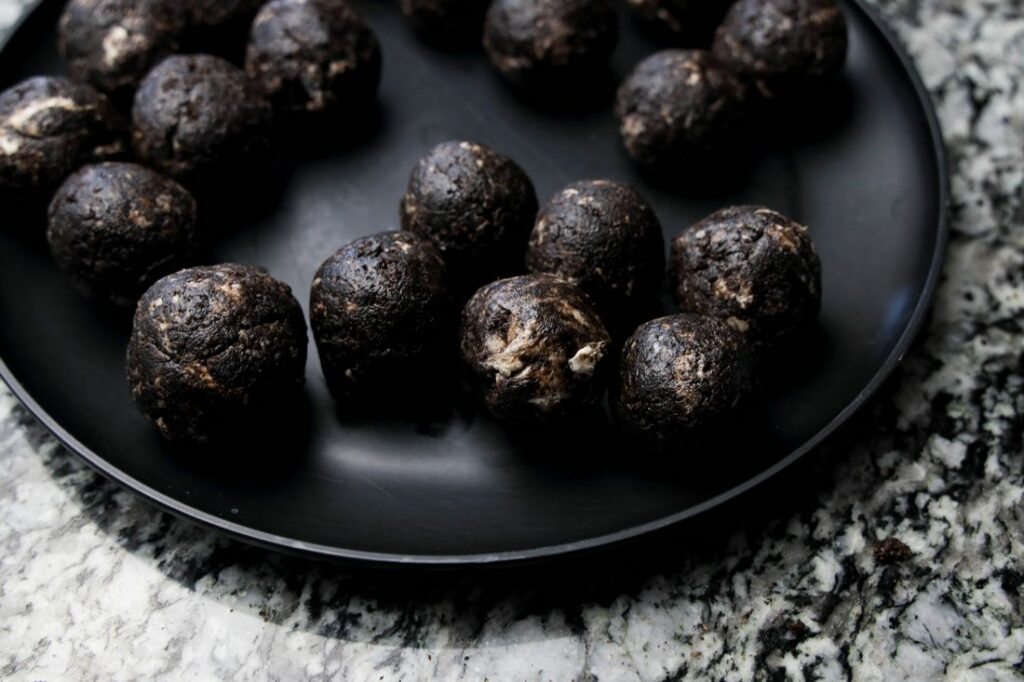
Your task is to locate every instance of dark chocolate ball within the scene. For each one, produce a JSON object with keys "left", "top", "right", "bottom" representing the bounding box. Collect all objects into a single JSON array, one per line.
[
  {"left": 132, "top": 55, "right": 273, "bottom": 184},
  {"left": 625, "top": 0, "right": 731, "bottom": 45},
  {"left": 615, "top": 49, "right": 747, "bottom": 170},
  {"left": 58, "top": 0, "right": 186, "bottom": 100},
  {"left": 483, "top": 0, "right": 619, "bottom": 87},
  {"left": 400, "top": 140, "right": 538, "bottom": 288},
  {"left": 460, "top": 274, "right": 612, "bottom": 423},
  {"left": 614, "top": 314, "right": 755, "bottom": 454},
  {"left": 712, "top": 0, "right": 848, "bottom": 96},
  {"left": 526, "top": 180, "right": 665, "bottom": 322},
  {"left": 47, "top": 162, "right": 198, "bottom": 307},
  {"left": 0, "top": 76, "right": 126, "bottom": 192},
  {"left": 245, "top": 0, "right": 382, "bottom": 115},
  {"left": 670, "top": 206, "right": 821, "bottom": 345},
  {"left": 310, "top": 231, "right": 452, "bottom": 405},
  {"left": 400, "top": 0, "right": 489, "bottom": 46},
  {"left": 127, "top": 264, "right": 308, "bottom": 443}
]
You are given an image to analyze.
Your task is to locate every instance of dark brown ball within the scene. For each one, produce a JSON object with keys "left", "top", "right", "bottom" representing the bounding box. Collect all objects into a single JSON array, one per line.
[
  {"left": 526, "top": 180, "right": 665, "bottom": 323},
  {"left": 460, "top": 274, "right": 612, "bottom": 424},
  {"left": 127, "top": 264, "right": 308, "bottom": 443},
  {"left": 670, "top": 205, "right": 821, "bottom": 345},
  {"left": 245, "top": 0, "right": 382, "bottom": 115},
  {"left": 132, "top": 55, "right": 273, "bottom": 184},
  {"left": 47, "top": 162, "right": 198, "bottom": 307},
  {"left": 400, "top": 140, "right": 538, "bottom": 288},
  {"left": 58, "top": 0, "right": 186, "bottom": 100},
  {"left": 400, "top": 0, "right": 489, "bottom": 46},
  {"left": 613, "top": 314, "right": 755, "bottom": 454},
  {"left": 0, "top": 76, "right": 126, "bottom": 192},
  {"left": 625, "top": 0, "right": 732, "bottom": 45},
  {"left": 483, "top": 0, "right": 618, "bottom": 87},
  {"left": 310, "top": 231, "right": 452, "bottom": 405},
  {"left": 712, "top": 0, "right": 848, "bottom": 96},
  {"left": 615, "top": 49, "right": 747, "bottom": 170}
]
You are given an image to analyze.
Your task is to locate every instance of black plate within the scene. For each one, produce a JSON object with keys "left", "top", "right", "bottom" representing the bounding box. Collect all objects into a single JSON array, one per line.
[{"left": 0, "top": 0, "right": 947, "bottom": 566}]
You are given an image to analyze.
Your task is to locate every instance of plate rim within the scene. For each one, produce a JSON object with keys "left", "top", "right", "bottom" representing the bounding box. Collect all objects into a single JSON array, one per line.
[{"left": 0, "top": 0, "right": 951, "bottom": 567}]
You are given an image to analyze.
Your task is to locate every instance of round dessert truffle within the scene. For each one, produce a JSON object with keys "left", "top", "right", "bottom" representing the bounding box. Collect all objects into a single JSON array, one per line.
[
  {"left": 132, "top": 54, "right": 273, "bottom": 184},
  {"left": 625, "top": 0, "right": 731, "bottom": 45},
  {"left": 460, "top": 274, "right": 612, "bottom": 423},
  {"left": 615, "top": 49, "right": 747, "bottom": 170},
  {"left": 613, "top": 314, "right": 755, "bottom": 454},
  {"left": 483, "top": 0, "right": 619, "bottom": 88},
  {"left": 0, "top": 76, "right": 126, "bottom": 193},
  {"left": 47, "top": 162, "right": 198, "bottom": 307},
  {"left": 310, "top": 231, "right": 452, "bottom": 405},
  {"left": 526, "top": 180, "right": 665, "bottom": 323},
  {"left": 58, "top": 0, "right": 186, "bottom": 100},
  {"left": 401, "top": 140, "right": 538, "bottom": 288},
  {"left": 127, "top": 264, "right": 308, "bottom": 443},
  {"left": 670, "top": 206, "right": 821, "bottom": 345},
  {"left": 400, "top": 0, "right": 489, "bottom": 46},
  {"left": 245, "top": 0, "right": 382, "bottom": 115},
  {"left": 712, "top": 0, "right": 848, "bottom": 96}
]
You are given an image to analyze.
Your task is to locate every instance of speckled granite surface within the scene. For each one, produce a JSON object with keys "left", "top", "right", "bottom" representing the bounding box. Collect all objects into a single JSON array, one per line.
[{"left": 1, "top": 1, "right": 1023, "bottom": 680}]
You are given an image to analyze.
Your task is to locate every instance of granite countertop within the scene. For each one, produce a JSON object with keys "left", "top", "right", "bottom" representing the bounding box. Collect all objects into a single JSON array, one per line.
[{"left": 2, "top": 0, "right": 1023, "bottom": 680}]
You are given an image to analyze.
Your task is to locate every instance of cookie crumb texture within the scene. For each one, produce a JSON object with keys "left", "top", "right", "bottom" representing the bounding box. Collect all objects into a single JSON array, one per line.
[
  {"left": 400, "top": 0, "right": 489, "bottom": 46},
  {"left": 310, "top": 231, "right": 452, "bottom": 405},
  {"left": 245, "top": 0, "right": 381, "bottom": 115},
  {"left": 127, "top": 264, "right": 308, "bottom": 443},
  {"left": 671, "top": 205, "right": 821, "bottom": 346},
  {"left": 483, "top": 0, "right": 618, "bottom": 87},
  {"left": 0, "top": 76, "right": 126, "bottom": 191},
  {"left": 47, "top": 162, "right": 198, "bottom": 307},
  {"left": 460, "top": 274, "right": 612, "bottom": 424},
  {"left": 625, "top": 0, "right": 731, "bottom": 45}
]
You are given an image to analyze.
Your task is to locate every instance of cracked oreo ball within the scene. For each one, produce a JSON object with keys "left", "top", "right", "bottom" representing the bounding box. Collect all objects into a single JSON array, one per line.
[
  {"left": 245, "top": 0, "right": 382, "bottom": 116},
  {"left": 616, "top": 49, "right": 747, "bottom": 171},
  {"left": 614, "top": 314, "right": 755, "bottom": 455},
  {"left": 127, "top": 264, "right": 308, "bottom": 443},
  {"left": 625, "top": 0, "right": 731, "bottom": 45},
  {"left": 0, "top": 76, "right": 126, "bottom": 194},
  {"left": 400, "top": 0, "right": 489, "bottom": 47},
  {"left": 58, "top": 0, "right": 186, "bottom": 101},
  {"left": 401, "top": 141, "right": 538, "bottom": 289},
  {"left": 460, "top": 274, "right": 612, "bottom": 424},
  {"left": 310, "top": 232, "right": 453, "bottom": 407},
  {"left": 47, "top": 162, "right": 198, "bottom": 307},
  {"left": 712, "top": 0, "right": 848, "bottom": 96},
  {"left": 526, "top": 180, "right": 665, "bottom": 324},
  {"left": 483, "top": 0, "right": 618, "bottom": 88},
  {"left": 132, "top": 55, "right": 273, "bottom": 185},
  {"left": 671, "top": 206, "right": 821, "bottom": 346}
]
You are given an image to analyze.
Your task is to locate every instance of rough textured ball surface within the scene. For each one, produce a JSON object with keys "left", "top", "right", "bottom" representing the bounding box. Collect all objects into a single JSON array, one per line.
[
  {"left": 400, "top": 0, "right": 489, "bottom": 46},
  {"left": 625, "top": 0, "right": 731, "bottom": 45},
  {"left": 614, "top": 314, "right": 756, "bottom": 454},
  {"left": 400, "top": 140, "right": 538, "bottom": 288},
  {"left": 670, "top": 205, "right": 821, "bottom": 345},
  {"left": 47, "top": 162, "right": 198, "bottom": 307},
  {"left": 712, "top": 0, "right": 848, "bottom": 95},
  {"left": 58, "top": 0, "right": 186, "bottom": 100},
  {"left": 245, "top": 0, "right": 382, "bottom": 115},
  {"left": 310, "top": 231, "right": 452, "bottom": 405},
  {"left": 460, "top": 274, "right": 612, "bottom": 424},
  {"left": 127, "top": 264, "right": 308, "bottom": 443},
  {"left": 132, "top": 55, "right": 273, "bottom": 184},
  {"left": 483, "top": 0, "right": 619, "bottom": 87},
  {"left": 0, "top": 76, "right": 126, "bottom": 192},
  {"left": 615, "top": 49, "right": 747, "bottom": 170},
  {"left": 526, "top": 179, "right": 665, "bottom": 322}
]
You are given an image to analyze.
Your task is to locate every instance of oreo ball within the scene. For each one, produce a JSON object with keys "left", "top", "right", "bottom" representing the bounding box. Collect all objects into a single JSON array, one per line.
[
  {"left": 483, "top": 0, "right": 618, "bottom": 88},
  {"left": 127, "top": 264, "right": 308, "bottom": 443},
  {"left": 400, "top": 140, "right": 538, "bottom": 289},
  {"left": 0, "top": 76, "right": 126, "bottom": 194},
  {"left": 614, "top": 314, "right": 755, "bottom": 455},
  {"left": 460, "top": 274, "right": 612, "bottom": 424},
  {"left": 625, "top": 0, "right": 731, "bottom": 45},
  {"left": 526, "top": 179, "right": 665, "bottom": 325},
  {"left": 245, "top": 0, "right": 382, "bottom": 116},
  {"left": 615, "top": 49, "right": 747, "bottom": 171},
  {"left": 400, "top": 0, "right": 489, "bottom": 47},
  {"left": 132, "top": 55, "right": 273, "bottom": 185},
  {"left": 310, "top": 231, "right": 452, "bottom": 407},
  {"left": 47, "top": 162, "right": 198, "bottom": 307},
  {"left": 670, "top": 206, "right": 821, "bottom": 346}
]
